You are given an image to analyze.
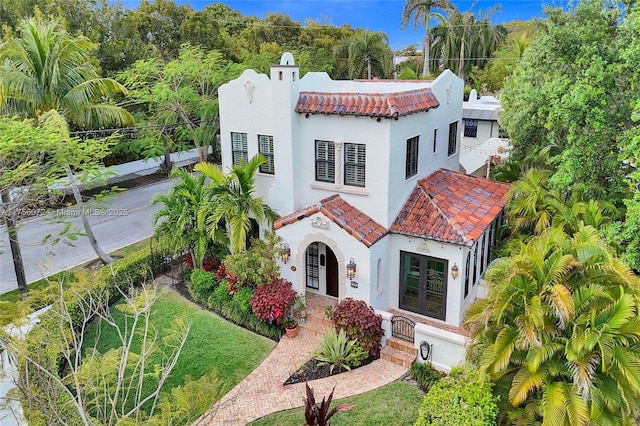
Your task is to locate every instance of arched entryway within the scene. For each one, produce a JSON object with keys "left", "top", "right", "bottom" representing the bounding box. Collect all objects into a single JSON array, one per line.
[{"left": 305, "top": 242, "right": 339, "bottom": 297}]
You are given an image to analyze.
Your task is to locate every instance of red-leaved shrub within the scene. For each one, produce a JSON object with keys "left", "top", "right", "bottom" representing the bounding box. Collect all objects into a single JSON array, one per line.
[
  {"left": 215, "top": 264, "right": 240, "bottom": 294},
  {"left": 184, "top": 254, "right": 220, "bottom": 272},
  {"left": 250, "top": 277, "right": 297, "bottom": 325},
  {"left": 332, "top": 298, "right": 384, "bottom": 358}
]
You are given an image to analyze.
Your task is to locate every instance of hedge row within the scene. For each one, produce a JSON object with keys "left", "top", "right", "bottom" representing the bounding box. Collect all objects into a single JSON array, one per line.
[{"left": 20, "top": 246, "right": 162, "bottom": 425}]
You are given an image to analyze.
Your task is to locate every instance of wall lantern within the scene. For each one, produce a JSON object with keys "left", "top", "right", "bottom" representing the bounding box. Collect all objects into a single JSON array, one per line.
[
  {"left": 346, "top": 258, "right": 357, "bottom": 279},
  {"left": 281, "top": 243, "right": 291, "bottom": 264},
  {"left": 451, "top": 263, "right": 459, "bottom": 279},
  {"left": 419, "top": 340, "right": 432, "bottom": 361}
]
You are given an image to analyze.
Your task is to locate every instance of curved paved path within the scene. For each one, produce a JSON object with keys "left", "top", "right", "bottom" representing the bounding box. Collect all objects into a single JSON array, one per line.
[{"left": 196, "top": 294, "right": 408, "bottom": 425}]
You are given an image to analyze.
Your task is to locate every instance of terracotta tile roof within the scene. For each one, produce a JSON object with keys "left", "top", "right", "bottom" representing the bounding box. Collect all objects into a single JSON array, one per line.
[
  {"left": 391, "top": 169, "right": 511, "bottom": 246},
  {"left": 273, "top": 204, "right": 319, "bottom": 230},
  {"left": 295, "top": 88, "right": 439, "bottom": 118},
  {"left": 274, "top": 195, "right": 387, "bottom": 247}
]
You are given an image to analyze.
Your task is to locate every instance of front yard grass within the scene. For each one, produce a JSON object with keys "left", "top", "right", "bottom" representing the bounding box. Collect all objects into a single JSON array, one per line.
[
  {"left": 82, "top": 288, "right": 275, "bottom": 415},
  {"left": 250, "top": 380, "right": 424, "bottom": 426}
]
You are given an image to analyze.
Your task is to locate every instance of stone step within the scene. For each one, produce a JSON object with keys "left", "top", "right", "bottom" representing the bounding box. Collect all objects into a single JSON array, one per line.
[
  {"left": 381, "top": 345, "right": 416, "bottom": 368},
  {"left": 385, "top": 336, "right": 417, "bottom": 357}
]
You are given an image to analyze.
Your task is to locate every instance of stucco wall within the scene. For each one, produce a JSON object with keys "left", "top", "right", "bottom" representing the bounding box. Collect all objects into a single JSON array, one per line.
[
  {"left": 275, "top": 213, "right": 372, "bottom": 301},
  {"left": 414, "top": 322, "right": 468, "bottom": 373}
]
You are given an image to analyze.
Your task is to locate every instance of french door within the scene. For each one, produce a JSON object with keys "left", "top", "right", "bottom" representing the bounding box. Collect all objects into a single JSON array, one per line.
[{"left": 399, "top": 251, "right": 447, "bottom": 320}]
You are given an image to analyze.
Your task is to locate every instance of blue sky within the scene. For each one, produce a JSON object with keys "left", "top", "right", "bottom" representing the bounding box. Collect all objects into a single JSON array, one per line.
[{"left": 120, "top": 0, "right": 570, "bottom": 50}]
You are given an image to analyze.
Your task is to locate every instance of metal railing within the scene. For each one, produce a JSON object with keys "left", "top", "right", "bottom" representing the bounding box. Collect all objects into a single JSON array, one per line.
[{"left": 391, "top": 316, "right": 415, "bottom": 342}]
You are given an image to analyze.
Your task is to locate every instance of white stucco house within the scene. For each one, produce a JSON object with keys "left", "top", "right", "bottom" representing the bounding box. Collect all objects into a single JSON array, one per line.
[
  {"left": 218, "top": 53, "right": 510, "bottom": 371},
  {"left": 460, "top": 90, "right": 511, "bottom": 176}
]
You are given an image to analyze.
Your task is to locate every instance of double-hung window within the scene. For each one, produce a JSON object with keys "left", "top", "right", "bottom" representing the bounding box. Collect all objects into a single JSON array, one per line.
[
  {"left": 448, "top": 122, "right": 458, "bottom": 156},
  {"left": 344, "top": 143, "right": 366, "bottom": 187},
  {"left": 258, "top": 135, "right": 274, "bottom": 174},
  {"left": 231, "top": 132, "right": 248, "bottom": 165},
  {"left": 406, "top": 136, "right": 419, "bottom": 178},
  {"left": 315, "top": 140, "right": 335, "bottom": 183}
]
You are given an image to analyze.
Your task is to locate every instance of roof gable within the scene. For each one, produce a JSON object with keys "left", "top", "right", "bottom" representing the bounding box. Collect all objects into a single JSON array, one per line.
[
  {"left": 295, "top": 88, "right": 439, "bottom": 118},
  {"left": 274, "top": 195, "right": 387, "bottom": 247},
  {"left": 391, "top": 169, "right": 510, "bottom": 245}
]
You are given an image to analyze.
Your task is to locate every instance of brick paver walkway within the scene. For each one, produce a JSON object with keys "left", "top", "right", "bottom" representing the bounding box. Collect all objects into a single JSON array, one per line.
[{"left": 195, "top": 293, "right": 408, "bottom": 425}]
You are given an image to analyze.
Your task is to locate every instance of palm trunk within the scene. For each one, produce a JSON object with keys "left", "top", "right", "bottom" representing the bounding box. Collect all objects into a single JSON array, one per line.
[
  {"left": 66, "top": 166, "right": 114, "bottom": 265},
  {"left": 1, "top": 191, "right": 27, "bottom": 297},
  {"left": 367, "top": 57, "right": 372, "bottom": 80},
  {"left": 423, "top": 10, "right": 431, "bottom": 77},
  {"left": 458, "top": 37, "right": 465, "bottom": 80}
]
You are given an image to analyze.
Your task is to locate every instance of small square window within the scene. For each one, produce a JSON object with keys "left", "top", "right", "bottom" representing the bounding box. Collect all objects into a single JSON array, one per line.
[{"left": 464, "top": 119, "right": 478, "bottom": 137}]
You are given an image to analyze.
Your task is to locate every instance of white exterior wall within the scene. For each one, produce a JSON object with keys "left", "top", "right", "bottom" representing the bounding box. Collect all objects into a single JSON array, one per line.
[
  {"left": 414, "top": 322, "right": 468, "bottom": 373},
  {"left": 368, "top": 236, "right": 391, "bottom": 310},
  {"left": 294, "top": 115, "right": 392, "bottom": 225},
  {"left": 389, "top": 234, "right": 466, "bottom": 326},
  {"left": 275, "top": 213, "right": 371, "bottom": 300},
  {"left": 388, "top": 71, "right": 463, "bottom": 222}
]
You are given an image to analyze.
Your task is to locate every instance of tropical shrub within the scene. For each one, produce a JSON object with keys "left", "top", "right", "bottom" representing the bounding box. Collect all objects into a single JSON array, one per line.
[
  {"left": 415, "top": 367, "right": 498, "bottom": 426},
  {"left": 465, "top": 226, "right": 640, "bottom": 425},
  {"left": 331, "top": 298, "right": 384, "bottom": 357},
  {"left": 409, "top": 362, "right": 444, "bottom": 392},
  {"left": 315, "top": 329, "right": 368, "bottom": 373},
  {"left": 189, "top": 269, "right": 217, "bottom": 304},
  {"left": 250, "top": 277, "right": 296, "bottom": 325},
  {"left": 222, "top": 230, "right": 281, "bottom": 288},
  {"left": 232, "top": 287, "right": 254, "bottom": 314},
  {"left": 207, "top": 281, "right": 231, "bottom": 311}
]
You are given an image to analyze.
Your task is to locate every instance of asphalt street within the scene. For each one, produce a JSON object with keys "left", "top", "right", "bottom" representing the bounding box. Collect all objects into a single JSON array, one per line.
[{"left": 0, "top": 179, "right": 173, "bottom": 294}]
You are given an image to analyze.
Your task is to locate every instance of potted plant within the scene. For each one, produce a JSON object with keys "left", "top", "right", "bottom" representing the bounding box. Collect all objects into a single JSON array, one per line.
[{"left": 283, "top": 317, "right": 298, "bottom": 338}]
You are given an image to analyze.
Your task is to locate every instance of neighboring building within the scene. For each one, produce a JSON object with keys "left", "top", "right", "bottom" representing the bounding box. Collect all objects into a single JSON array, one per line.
[
  {"left": 218, "top": 53, "right": 510, "bottom": 371},
  {"left": 460, "top": 89, "right": 510, "bottom": 176}
]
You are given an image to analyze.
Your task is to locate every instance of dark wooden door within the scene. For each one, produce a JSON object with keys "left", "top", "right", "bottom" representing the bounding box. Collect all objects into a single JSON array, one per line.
[{"left": 326, "top": 247, "right": 338, "bottom": 297}]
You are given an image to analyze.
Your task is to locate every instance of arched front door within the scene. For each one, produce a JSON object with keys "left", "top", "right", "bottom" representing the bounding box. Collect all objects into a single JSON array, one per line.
[{"left": 305, "top": 242, "right": 339, "bottom": 297}]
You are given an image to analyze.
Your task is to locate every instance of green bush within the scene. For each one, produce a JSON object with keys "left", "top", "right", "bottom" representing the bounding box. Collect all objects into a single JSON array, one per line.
[
  {"left": 414, "top": 366, "right": 498, "bottom": 426},
  {"left": 409, "top": 363, "right": 444, "bottom": 392},
  {"left": 189, "top": 269, "right": 218, "bottom": 304},
  {"left": 315, "top": 329, "right": 368, "bottom": 373},
  {"left": 208, "top": 280, "right": 231, "bottom": 310},
  {"left": 232, "top": 286, "right": 254, "bottom": 314}
]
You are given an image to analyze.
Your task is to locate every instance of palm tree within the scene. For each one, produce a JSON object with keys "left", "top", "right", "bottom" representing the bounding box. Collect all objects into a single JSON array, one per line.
[
  {"left": 334, "top": 31, "right": 393, "bottom": 80},
  {"left": 431, "top": 5, "right": 506, "bottom": 81},
  {"left": 465, "top": 226, "right": 640, "bottom": 425},
  {"left": 152, "top": 168, "right": 228, "bottom": 270},
  {"left": 401, "top": 0, "right": 452, "bottom": 77},
  {"left": 0, "top": 18, "right": 134, "bottom": 265},
  {"left": 195, "top": 155, "right": 278, "bottom": 254}
]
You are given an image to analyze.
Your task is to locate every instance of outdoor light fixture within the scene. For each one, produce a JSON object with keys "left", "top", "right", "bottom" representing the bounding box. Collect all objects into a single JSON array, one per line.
[
  {"left": 346, "top": 258, "right": 356, "bottom": 279},
  {"left": 419, "top": 340, "right": 432, "bottom": 361},
  {"left": 281, "top": 243, "right": 291, "bottom": 264},
  {"left": 451, "top": 263, "right": 459, "bottom": 279}
]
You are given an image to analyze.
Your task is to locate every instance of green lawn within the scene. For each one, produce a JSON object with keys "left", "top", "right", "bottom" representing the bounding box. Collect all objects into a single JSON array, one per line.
[
  {"left": 82, "top": 288, "right": 275, "bottom": 414},
  {"left": 250, "top": 381, "right": 425, "bottom": 426}
]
